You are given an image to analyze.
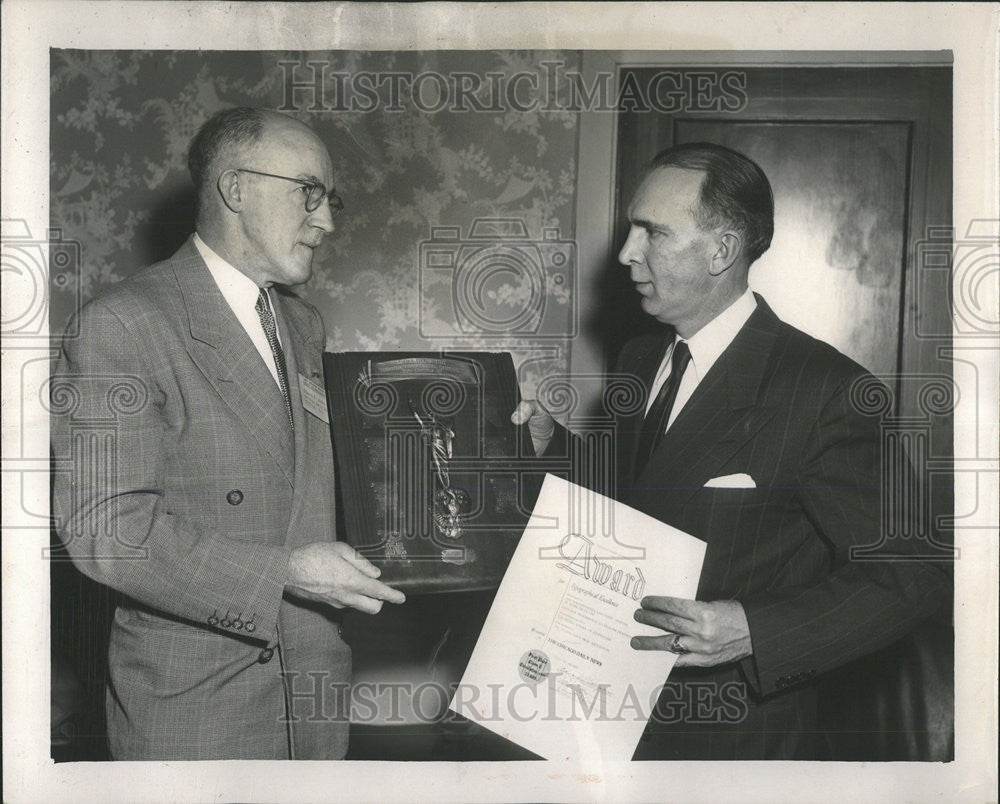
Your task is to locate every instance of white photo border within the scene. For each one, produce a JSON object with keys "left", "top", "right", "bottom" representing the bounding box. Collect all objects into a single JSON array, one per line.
[{"left": 3, "top": 2, "right": 997, "bottom": 802}]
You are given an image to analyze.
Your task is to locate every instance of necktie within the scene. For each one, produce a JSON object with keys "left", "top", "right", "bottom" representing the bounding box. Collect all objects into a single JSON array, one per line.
[
  {"left": 255, "top": 288, "right": 294, "bottom": 429},
  {"left": 634, "top": 340, "right": 691, "bottom": 476}
]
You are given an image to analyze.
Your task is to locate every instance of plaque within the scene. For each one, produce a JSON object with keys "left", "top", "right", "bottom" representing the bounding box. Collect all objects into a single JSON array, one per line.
[{"left": 323, "top": 352, "right": 536, "bottom": 593}]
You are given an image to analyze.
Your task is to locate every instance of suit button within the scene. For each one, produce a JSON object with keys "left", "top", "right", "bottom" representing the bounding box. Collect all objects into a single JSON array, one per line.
[
  {"left": 226, "top": 489, "right": 244, "bottom": 505},
  {"left": 208, "top": 615, "right": 219, "bottom": 626},
  {"left": 258, "top": 648, "right": 274, "bottom": 664},
  {"left": 245, "top": 621, "right": 256, "bottom": 633},
  {"left": 232, "top": 618, "right": 244, "bottom": 630}
]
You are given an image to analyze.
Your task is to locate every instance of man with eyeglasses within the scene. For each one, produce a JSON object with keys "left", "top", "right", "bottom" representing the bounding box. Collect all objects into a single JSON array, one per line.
[{"left": 52, "top": 107, "right": 405, "bottom": 760}]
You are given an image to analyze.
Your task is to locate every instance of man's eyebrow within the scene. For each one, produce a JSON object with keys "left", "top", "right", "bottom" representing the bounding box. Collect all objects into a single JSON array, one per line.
[{"left": 631, "top": 217, "right": 672, "bottom": 234}]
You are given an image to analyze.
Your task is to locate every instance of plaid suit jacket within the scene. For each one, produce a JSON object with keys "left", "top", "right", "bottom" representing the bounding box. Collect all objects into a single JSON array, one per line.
[
  {"left": 588, "top": 297, "right": 951, "bottom": 760},
  {"left": 52, "top": 237, "right": 349, "bottom": 759}
]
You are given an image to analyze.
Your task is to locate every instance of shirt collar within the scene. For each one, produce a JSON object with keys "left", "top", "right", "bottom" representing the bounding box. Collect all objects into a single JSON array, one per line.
[
  {"left": 193, "top": 232, "right": 263, "bottom": 312},
  {"left": 680, "top": 287, "right": 757, "bottom": 381}
]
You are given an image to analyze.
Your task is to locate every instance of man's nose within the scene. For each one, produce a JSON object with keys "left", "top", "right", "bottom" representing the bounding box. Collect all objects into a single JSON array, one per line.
[
  {"left": 309, "top": 202, "right": 336, "bottom": 234},
  {"left": 618, "top": 226, "right": 643, "bottom": 266}
]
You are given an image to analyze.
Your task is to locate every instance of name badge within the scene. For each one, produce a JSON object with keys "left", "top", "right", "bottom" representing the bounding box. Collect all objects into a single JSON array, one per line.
[{"left": 298, "top": 373, "right": 329, "bottom": 423}]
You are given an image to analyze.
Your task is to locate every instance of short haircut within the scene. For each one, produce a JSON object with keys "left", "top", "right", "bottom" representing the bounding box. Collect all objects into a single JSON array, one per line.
[
  {"left": 648, "top": 142, "right": 774, "bottom": 265},
  {"left": 187, "top": 107, "right": 267, "bottom": 211}
]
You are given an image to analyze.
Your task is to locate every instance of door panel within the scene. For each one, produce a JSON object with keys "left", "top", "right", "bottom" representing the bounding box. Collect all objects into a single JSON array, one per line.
[{"left": 675, "top": 119, "right": 910, "bottom": 376}]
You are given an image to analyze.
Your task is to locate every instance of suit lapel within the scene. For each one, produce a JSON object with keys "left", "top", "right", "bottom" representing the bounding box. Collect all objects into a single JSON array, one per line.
[
  {"left": 272, "top": 291, "right": 311, "bottom": 482},
  {"left": 633, "top": 299, "right": 782, "bottom": 504},
  {"left": 273, "top": 291, "right": 335, "bottom": 550},
  {"left": 170, "top": 239, "right": 295, "bottom": 484}
]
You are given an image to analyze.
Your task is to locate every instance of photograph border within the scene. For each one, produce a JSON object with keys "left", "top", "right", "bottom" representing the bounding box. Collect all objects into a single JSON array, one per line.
[{"left": 3, "top": 2, "right": 997, "bottom": 802}]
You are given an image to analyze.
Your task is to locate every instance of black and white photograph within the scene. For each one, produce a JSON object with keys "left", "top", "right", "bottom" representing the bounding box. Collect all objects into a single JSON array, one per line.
[{"left": 2, "top": 2, "right": 997, "bottom": 802}]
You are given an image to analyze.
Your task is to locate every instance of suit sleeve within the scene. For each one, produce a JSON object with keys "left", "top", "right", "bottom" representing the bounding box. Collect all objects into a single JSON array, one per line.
[
  {"left": 51, "top": 300, "right": 291, "bottom": 644},
  {"left": 739, "top": 375, "right": 952, "bottom": 696}
]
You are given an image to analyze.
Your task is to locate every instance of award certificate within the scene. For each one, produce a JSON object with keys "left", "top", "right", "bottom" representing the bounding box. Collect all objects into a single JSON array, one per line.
[{"left": 449, "top": 473, "right": 706, "bottom": 763}]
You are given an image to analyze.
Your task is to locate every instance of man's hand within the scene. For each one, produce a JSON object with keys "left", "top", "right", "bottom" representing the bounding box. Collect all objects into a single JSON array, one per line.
[
  {"left": 511, "top": 399, "right": 556, "bottom": 456},
  {"left": 286, "top": 542, "right": 406, "bottom": 615},
  {"left": 631, "top": 597, "right": 752, "bottom": 668}
]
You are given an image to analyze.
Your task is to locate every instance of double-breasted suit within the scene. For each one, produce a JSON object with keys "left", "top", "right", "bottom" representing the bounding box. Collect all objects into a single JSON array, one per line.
[
  {"left": 52, "top": 237, "right": 349, "bottom": 759},
  {"left": 565, "top": 296, "right": 950, "bottom": 759}
]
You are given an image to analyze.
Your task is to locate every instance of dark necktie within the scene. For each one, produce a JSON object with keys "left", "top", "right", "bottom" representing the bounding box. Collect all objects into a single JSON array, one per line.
[
  {"left": 634, "top": 340, "right": 691, "bottom": 476},
  {"left": 255, "top": 288, "right": 294, "bottom": 429}
]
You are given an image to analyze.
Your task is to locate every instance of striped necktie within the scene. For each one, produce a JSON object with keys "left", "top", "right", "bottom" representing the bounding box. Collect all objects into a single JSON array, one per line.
[
  {"left": 634, "top": 340, "right": 691, "bottom": 476},
  {"left": 255, "top": 288, "right": 294, "bottom": 429}
]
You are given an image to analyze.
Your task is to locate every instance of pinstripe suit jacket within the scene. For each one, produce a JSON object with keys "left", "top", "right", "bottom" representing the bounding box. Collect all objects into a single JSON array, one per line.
[
  {"left": 603, "top": 297, "right": 951, "bottom": 760},
  {"left": 52, "top": 237, "right": 349, "bottom": 760}
]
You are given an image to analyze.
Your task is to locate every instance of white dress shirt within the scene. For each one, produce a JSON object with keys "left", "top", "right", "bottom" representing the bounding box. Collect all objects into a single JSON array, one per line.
[
  {"left": 644, "top": 288, "right": 758, "bottom": 432},
  {"left": 193, "top": 233, "right": 283, "bottom": 388}
]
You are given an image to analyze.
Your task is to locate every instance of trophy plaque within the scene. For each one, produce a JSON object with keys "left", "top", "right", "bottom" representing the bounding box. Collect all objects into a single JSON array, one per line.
[{"left": 323, "top": 352, "right": 536, "bottom": 593}]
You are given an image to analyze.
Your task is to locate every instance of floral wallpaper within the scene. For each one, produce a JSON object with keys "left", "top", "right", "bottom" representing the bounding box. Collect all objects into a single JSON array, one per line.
[{"left": 50, "top": 50, "right": 582, "bottom": 392}]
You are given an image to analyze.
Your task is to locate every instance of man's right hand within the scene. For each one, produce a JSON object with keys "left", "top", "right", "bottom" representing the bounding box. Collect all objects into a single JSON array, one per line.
[{"left": 286, "top": 542, "right": 406, "bottom": 614}]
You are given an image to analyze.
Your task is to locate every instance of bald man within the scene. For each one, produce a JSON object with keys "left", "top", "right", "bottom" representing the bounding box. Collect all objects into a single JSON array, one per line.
[{"left": 52, "top": 108, "right": 404, "bottom": 760}]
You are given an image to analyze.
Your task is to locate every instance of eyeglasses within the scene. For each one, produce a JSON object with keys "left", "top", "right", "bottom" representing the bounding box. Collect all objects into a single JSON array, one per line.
[{"left": 234, "top": 168, "right": 344, "bottom": 217}]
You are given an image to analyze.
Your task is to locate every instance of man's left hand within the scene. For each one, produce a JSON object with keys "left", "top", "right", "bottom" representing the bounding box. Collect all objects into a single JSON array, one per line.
[{"left": 631, "top": 597, "right": 752, "bottom": 667}]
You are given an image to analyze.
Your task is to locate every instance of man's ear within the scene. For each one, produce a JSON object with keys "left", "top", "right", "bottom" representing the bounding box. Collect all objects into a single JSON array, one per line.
[
  {"left": 709, "top": 231, "right": 742, "bottom": 276},
  {"left": 217, "top": 169, "right": 244, "bottom": 213}
]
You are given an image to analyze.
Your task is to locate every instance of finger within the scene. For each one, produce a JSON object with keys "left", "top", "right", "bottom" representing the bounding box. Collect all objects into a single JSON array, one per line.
[
  {"left": 353, "top": 573, "right": 406, "bottom": 604},
  {"left": 640, "top": 596, "right": 699, "bottom": 620},
  {"left": 672, "top": 653, "right": 701, "bottom": 668},
  {"left": 528, "top": 416, "right": 555, "bottom": 437},
  {"left": 344, "top": 594, "right": 385, "bottom": 615},
  {"left": 510, "top": 399, "right": 536, "bottom": 424},
  {"left": 673, "top": 648, "right": 725, "bottom": 668},
  {"left": 383, "top": 586, "right": 406, "bottom": 605},
  {"left": 340, "top": 547, "right": 382, "bottom": 578},
  {"left": 634, "top": 607, "right": 691, "bottom": 635},
  {"left": 630, "top": 633, "right": 711, "bottom": 653}
]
